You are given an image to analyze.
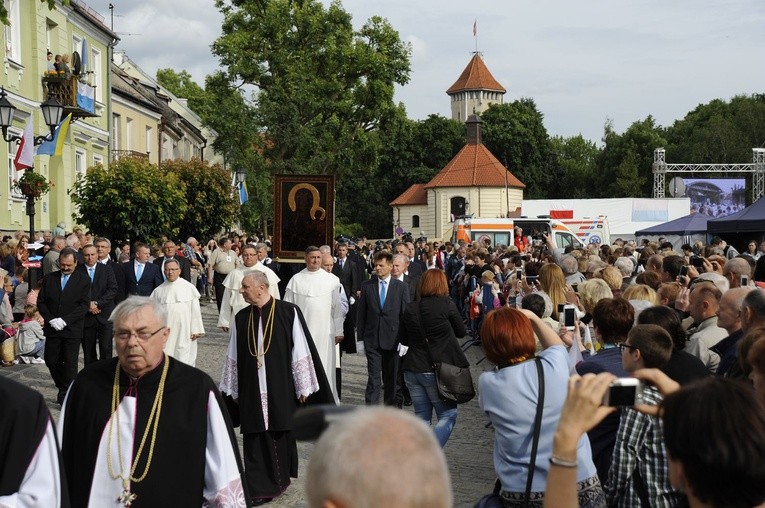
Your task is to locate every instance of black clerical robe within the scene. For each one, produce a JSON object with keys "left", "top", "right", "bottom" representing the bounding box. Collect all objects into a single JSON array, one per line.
[
  {"left": 0, "top": 377, "right": 66, "bottom": 507},
  {"left": 59, "top": 355, "right": 247, "bottom": 507},
  {"left": 220, "top": 299, "right": 334, "bottom": 500}
]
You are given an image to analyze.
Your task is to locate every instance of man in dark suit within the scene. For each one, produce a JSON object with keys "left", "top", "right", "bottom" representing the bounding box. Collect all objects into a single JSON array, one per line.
[
  {"left": 94, "top": 236, "right": 126, "bottom": 302},
  {"left": 37, "top": 247, "right": 91, "bottom": 404},
  {"left": 153, "top": 240, "right": 191, "bottom": 282},
  {"left": 356, "top": 250, "right": 410, "bottom": 406},
  {"left": 406, "top": 241, "right": 427, "bottom": 275},
  {"left": 332, "top": 243, "right": 360, "bottom": 351},
  {"left": 77, "top": 244, "right": 118, "bottom": 365},
  {"left": 396, "top": 242, "right": 422, "bottom": 281},
  {"left": 123, "top": 242, "right": 163, "bottom": 298}
]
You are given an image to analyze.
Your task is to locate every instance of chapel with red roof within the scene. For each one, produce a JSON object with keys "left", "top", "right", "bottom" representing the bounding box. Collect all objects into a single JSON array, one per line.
[{"left": 390, "top": 53, "right": 525, "bottom": 240}]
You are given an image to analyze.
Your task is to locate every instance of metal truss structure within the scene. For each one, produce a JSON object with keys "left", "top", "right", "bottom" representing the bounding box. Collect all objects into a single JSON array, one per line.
[{"left": 652, "top": 148, "right": 765, "bottom": 201}]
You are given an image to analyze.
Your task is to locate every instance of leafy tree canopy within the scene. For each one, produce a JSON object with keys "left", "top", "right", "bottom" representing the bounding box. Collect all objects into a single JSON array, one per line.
[
  {"left": 212, "top": 0, "right": 411, "bottom": 175},
  {"left": 160, "top": 158, "right": 239, "bottom": 241},
  {"left": 70, "top": 157, "right": 188, "bottom": 243}
]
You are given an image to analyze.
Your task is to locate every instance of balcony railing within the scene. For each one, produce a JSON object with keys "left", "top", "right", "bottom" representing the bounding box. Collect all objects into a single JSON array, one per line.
[
  {"left": 112, "top": 150, "right": 150, "bottom": 161},
  {"left": 41, "top": 74, "right": 98, "bottom": 119}
]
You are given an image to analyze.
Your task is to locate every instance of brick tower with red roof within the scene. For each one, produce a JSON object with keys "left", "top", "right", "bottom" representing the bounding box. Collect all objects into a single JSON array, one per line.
[{"left": 446, "top": 53, "right": 506, "bottom": 122}]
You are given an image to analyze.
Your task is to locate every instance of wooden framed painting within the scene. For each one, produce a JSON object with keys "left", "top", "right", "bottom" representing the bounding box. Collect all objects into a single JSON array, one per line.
[{"left": 273, "top": 174, "right": 335, "bottom": 260}]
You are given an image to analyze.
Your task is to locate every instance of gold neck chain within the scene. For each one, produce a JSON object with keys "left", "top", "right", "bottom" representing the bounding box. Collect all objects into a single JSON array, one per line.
[
  {"left": 248, "top": 300, "right": 276, "bottom": 368},
  {"left": 106, "top": 357, "right": 170, "bottom": 506}
]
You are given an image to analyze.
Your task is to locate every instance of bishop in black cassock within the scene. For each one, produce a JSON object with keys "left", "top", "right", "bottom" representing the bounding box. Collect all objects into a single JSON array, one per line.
[{"left": 220, "top": 271, "right": 334, "bottom": 504}]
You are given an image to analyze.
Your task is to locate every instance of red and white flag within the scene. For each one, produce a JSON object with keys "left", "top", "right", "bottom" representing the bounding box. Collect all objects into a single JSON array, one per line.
[
  {"left": 13, "top": 117, "right": 34, "bottom": 171},
  {"left": 473, "top": 20, "right": 477, "bottom": 36}
]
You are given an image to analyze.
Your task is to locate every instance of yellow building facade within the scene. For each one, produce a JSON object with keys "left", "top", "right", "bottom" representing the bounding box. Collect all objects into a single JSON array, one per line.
[{"left": 1, "top": 0, "right": 116, "bottom": 234}]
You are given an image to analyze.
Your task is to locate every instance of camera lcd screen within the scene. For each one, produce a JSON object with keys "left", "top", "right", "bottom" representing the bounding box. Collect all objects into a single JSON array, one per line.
[
  {"left": 564, "top": 307, "right": 576, "bottom": 328},
  {"left": 607, "top": 385, "right": 637, "bottom": 406}
]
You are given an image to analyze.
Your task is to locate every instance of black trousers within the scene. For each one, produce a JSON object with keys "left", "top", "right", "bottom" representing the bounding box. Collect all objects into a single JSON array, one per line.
[
  {"left": 213, "top": 271, "right": 227, "bottom": 311},
  {"left": 44, "top": 336, "right": 81, "bottom": 401},
  {"left": 365, "top": 346, "right": 400, "bottom": 406},
  {"left": 82, "top": 321, "right": 113, "bottom": 365}
]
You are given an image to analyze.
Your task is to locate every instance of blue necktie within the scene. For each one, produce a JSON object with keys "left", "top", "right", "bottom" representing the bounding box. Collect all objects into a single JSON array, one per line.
[
  {"left": 379, "top": 280, "right": 387, "bottom": 310},
  {"left": 136, "top": 263, "right": 144, "bottom": 281},
  {"left": 61, "top": 274, "right": 69, "bottom": 290},
  {"left": 88, "top": 267, "right": 95, "bottom": 282}
]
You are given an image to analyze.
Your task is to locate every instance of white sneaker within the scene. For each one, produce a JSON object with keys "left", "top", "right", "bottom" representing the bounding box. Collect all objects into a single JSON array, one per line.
[
  {"left": 31, "top": 356, "right": 45, "bottom": 364},
  {"left": 18, "top": 355, "right": 30, "bottom": 364}
]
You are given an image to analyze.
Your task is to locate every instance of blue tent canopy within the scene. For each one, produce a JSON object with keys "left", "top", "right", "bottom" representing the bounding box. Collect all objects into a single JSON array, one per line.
[{"left": 634, "top": 213, "right": 710, "bottom": 236}]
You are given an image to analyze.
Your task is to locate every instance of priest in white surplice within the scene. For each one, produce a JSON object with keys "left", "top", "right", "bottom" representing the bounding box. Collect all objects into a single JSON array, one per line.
[
  {"left": 150, "top": 259, "right": 205, "bottom": 366},
  {"left": 218, "top": 244, "right": 280, "bottom": 331},
  {"left": 284, "top": 246, "right": 345, "bottom": 402}
]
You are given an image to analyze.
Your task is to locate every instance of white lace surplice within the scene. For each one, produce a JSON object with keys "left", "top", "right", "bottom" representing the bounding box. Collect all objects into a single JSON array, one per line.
[{"left": 219, "top": 306, "right": 320, "bottom": 431}]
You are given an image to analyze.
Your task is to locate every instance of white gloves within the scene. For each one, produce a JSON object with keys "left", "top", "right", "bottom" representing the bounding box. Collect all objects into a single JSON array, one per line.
[
  {"left": 397, "top": 344, "right": 409, "bottom": 357},
  {"left": 349, "top": 296, "right": 356, "bottom": 305},
  {"left": 49, "top": 318, "right": 66, "bottom": 331}
]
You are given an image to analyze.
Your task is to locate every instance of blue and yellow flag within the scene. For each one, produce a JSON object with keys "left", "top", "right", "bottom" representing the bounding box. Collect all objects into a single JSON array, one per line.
[
  {"left": 239, "top": 180, "right": 249, "bottom": 205},
  {"left": 37, "top": 114, "right": 72, "bottom": 156}
]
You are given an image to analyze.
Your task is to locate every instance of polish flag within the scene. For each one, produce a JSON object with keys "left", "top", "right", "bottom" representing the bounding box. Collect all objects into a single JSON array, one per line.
[{"left": 13, "top": 117, "right": 34, "bottom": 171}]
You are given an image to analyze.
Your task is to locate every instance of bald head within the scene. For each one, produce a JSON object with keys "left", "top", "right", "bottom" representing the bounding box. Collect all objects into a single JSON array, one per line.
[
  {"left": 321, "top": 253, "right": 334, "bottom": 273},
  {"left": 306, "top": 407, "right": 452, "bottom": 508}
]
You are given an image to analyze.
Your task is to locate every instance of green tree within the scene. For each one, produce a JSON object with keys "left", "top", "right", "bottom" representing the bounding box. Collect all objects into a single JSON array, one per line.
[
  {"left": 70, "top": 158, "right": 187, "bottom": 243},
  {"left": 481, "top": 99, "right": 554, "bottom": 198},
  {"left": 597, "top": 116, "right": 667, "bottom": 197},
  {"left": 156, "top": 69, "right": 209, "bottom": 113},
  {"left": 160, "top": 158, "right": 239, "bottom": 240},
  {"left": 666, "top": 94, "right": 765, "bottom": 163},
  {"left": 612, "top": 148, "right": 646, "bottom": 197},
  {"left": 212, "top": 0, "right": 411, "bottom": 176},
  {"left": 550, "top": 135, "right": 600, "bottom": 198}
]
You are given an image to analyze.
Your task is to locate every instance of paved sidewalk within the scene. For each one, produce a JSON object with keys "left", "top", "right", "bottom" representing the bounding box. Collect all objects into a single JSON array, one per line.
[{"left": 0, "top": 300, "right": 498, "bottom": 507}]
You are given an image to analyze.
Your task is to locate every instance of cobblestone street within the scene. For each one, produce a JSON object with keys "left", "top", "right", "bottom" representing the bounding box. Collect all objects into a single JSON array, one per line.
[{"left": 1, "top": 300, "right": 498, "bottom": 507}]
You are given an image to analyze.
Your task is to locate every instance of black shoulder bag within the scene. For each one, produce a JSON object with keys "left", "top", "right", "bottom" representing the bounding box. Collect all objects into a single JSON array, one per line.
[
  {"left": 415, "top": 301, "right": 475, "bottom": 404},
  {"left": 475, "top": 357, "right": 545, "bottom": 508}
]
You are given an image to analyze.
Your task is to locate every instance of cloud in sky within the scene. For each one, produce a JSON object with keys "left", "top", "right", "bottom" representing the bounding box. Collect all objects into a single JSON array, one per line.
[{"left": 84, "top": 0, "right": 765, "bottom": 144}]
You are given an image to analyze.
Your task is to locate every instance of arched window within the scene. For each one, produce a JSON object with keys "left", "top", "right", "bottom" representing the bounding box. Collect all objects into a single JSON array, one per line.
[
  {"left": 450, "top": 197, "right": 466, "bottom": 219},
  {"left": 412, "top": 215, "right": 420, "bottom": 228}
]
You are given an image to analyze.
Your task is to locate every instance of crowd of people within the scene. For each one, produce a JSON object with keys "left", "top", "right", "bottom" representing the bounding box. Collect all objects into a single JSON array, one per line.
[{"left": 2, "top": 225, "right": 765, "bottom": 507}]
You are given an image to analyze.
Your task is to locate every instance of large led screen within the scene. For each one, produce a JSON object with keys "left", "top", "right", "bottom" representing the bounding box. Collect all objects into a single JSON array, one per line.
[{"left": 682, "top": 178, "right": 746, "bottom": 218}]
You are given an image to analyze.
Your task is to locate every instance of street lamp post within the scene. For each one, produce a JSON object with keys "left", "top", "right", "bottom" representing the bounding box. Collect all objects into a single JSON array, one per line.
[{"left": 0, "top": 87, "right": 64, "bottom": 289}]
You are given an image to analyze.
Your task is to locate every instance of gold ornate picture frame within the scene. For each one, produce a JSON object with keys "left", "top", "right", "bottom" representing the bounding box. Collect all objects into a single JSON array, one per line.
[{"left": 273, "top": 174, "right": 335, "bottom": 260}]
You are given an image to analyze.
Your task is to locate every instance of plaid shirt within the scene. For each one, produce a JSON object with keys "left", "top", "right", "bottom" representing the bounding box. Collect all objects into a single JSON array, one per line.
[{"left": 604, "top": 386, "right": 687, "bottom": 507}]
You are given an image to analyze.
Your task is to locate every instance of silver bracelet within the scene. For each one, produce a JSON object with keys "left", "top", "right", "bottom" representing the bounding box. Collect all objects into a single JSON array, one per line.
[{"left": 549, "top": 455, "right": 578, "bottom": 468}]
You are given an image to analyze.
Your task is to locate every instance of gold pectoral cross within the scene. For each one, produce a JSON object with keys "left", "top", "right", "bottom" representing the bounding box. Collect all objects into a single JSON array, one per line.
[{"left": 118, "top": 489, "right": 137, "bottom": 506}]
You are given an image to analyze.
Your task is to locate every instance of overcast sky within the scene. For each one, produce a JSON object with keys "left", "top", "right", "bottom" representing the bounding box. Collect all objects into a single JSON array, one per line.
[{"left": 85, "top": 0, "right": 765, "bottom": 144}]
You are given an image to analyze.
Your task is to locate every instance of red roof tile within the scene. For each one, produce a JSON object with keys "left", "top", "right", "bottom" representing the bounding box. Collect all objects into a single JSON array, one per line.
[
  {"left": 424, "top": 143, "right": 525, "bottom": 189},
  {"left": 446, "top": 54, "right": 507, "bottom": 95},
  {"left": 390, "top": 184, "right": 428, "bottom": 206}
]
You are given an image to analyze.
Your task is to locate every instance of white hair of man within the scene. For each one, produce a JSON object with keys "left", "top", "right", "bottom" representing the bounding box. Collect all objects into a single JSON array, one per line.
[
  {"left": 243, "top": 270, "right": 270, "bottom": 289},
  {"left": 319, "top": 245, "right": 332, "bottom": 255},
  {"left": 614, "top": 256, "right": 635, "bottom": 278},
  {"left": 186, "top": 236, "right": 198, "bottom": 246},
  {"left": 65, "top": 233, "right": 79, "bottom": 248},
  {"left": 305, "top": 407, "right": 452, "bottom": 508},
  {"left": 392, "top": 253, "right": 410, "bottom": 266},
  {"left": 559, "top": 255, "right": 579, "bottom": 275},
  {"left": 724, "top": 257, "right": 752, "bottom": 279},
  {"left": 695, "top": 272, "right": 730, "bottom": 294},
  {"left": 109, "top": 296, "right": 168, "bottom": 328}
]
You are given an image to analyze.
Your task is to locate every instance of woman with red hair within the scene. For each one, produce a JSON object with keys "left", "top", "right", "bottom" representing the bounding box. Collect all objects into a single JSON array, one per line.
[{"left": 479, "top": 308, "right": 603, "bottom": 507}]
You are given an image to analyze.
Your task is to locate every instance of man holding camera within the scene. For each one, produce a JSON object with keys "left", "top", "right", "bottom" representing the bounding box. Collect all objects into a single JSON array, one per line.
[{"left": 605, "top": 324, "right": 686, "bottom": 507}]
